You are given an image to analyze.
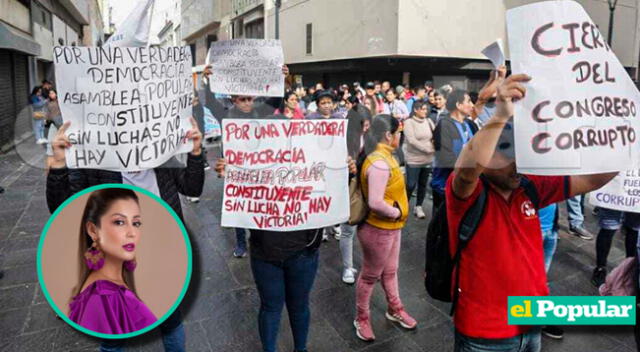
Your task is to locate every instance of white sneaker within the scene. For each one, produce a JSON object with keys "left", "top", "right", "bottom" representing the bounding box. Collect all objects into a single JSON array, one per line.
[
  {"left": 342, "top": 268, "right": 357, "bottom": 284},
  {"left": 36, "top": 138, "right": 47, "bottom": 144},
  {"left": 186, "top": 197, "right": 200, "bottom": 203},
  {"left": 414, "top": 206, "right": 426, "bottom": 219}
]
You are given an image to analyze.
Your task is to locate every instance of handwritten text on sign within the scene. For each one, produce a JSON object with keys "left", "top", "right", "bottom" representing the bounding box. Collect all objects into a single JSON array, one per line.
[
  {"left": 221, "top": 119, "right": 349, "bottom": 231},
  {"left": 53, "top": 46, "right": 194, "bottom": 171},
  {"left": 507, "top": 1, "right": 640, "bottom": 175},
  {"left": 590, "top": 169, "right": 640, "bottom": 213},
  {"left": 207, "top": 39, "right": 284, "bottom": 97}
]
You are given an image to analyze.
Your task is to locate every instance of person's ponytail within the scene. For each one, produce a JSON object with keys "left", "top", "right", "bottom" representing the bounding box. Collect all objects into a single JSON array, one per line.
[{"left": 356, "top": 114, "right": 399, "bottom": 177}]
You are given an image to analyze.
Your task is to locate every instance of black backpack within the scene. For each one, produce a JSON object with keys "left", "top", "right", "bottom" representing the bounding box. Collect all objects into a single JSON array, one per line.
[{"left": 424, "top": 177, "right": 540, "bottom": 315}]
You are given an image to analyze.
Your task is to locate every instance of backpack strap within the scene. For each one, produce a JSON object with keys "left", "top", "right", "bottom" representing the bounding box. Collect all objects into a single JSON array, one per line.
[
  {"left": 520, "top": 176, "right": 540, "bottom": 210},
  {"left": 450, "top": 177, "right": 489, "bottom": 316}
]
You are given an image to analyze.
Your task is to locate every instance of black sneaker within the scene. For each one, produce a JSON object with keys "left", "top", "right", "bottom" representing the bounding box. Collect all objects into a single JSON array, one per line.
[
  {"left": 542, "top": 325, "right": 564, "bottom": 339},
  {"left": 569, "top": 225, "right": 594, "bottom": 240},
  {"left": 204, "top": 160, "right": 211, "bottom": 171},
  {"left": 591, "top": 266, "right": 607, "bottom": 287}
]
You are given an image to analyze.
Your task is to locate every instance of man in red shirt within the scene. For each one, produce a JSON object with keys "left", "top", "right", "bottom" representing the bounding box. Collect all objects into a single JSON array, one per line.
[{"left": 447, "top": 74, "right": 618, "bottom": 351}]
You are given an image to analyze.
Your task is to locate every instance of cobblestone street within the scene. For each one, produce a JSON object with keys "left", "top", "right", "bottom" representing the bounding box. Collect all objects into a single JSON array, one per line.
[{"left": 0, "top": 140, "right": 636, "bottom": 352}]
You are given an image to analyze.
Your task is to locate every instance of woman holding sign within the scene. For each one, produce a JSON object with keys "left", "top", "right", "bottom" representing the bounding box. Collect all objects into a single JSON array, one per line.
[
  {"left": 215, "top": 156, "right": 357, "bottom": 352},
  {"left": 46, "top": 118, "right": 204, "bottom": 352},
  {"left": 354, "top": 114, "right": 418, "bottom": 342}
]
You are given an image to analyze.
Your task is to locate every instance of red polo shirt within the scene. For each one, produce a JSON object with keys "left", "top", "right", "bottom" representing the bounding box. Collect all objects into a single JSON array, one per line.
[{"left": 445, "top": 173, "right": 570, "bottom": 339}]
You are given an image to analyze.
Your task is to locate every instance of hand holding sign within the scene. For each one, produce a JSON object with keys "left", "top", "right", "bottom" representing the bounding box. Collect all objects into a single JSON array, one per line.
[
  {"left": 478, "top": 65, "right": 507, "bottom": 104},
  {"left": 51, "top": 121, "right": 72, "bottom": 169},
  {"left": 507, "top": 0, "right": 640, "bottom": 175},
  {"left": 186, "top": 116, "right": 203, "bottom": 156},
  {"left": 215, "top": 158, "right": 226, "bottom": 178},
  {"left": 347, "top": 156, "right": 357, "bottom": 175},
  {"left": 495, "top": 74, "right": 531, "bottom": 120}
]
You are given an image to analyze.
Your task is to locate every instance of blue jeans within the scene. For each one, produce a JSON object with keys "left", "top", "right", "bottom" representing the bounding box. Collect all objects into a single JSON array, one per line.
[
  {"left": 99, "top": 309, "right": 185, "bottom": 352},
  {"left": 454, "top": 328, "right": 541, "bottom": 352},
  {"left": 542, "top": 229, "right": 558, "bottom": 272},
  {"left": 339, "top": 223, "right": 356, "bottom": 270},
  {"left": 235, "top": 228, "right": 247, "bottom": 250},
  {"left": 598, "top": 208, "right": 640, "bottom": 231},
  {"left": 32, "top": 118, "right": 44, "bottom": 140},
  {"left": 566, "top": 195, "right": 584, "bottom": 228},
  {"left": 251, "top": 248, "right": 319, "bottom": 352}
]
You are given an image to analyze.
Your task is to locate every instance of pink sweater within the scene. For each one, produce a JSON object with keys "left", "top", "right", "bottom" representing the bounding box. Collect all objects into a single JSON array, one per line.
[{"left": 366, "top": 160, "right": 401, "bottom": 219}]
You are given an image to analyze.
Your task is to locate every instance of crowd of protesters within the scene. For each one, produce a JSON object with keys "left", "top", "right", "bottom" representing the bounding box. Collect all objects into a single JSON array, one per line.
[
  {"left": 27, "top": 57, "right": 639, "bottom": 352},
  {"left": 205, "top": 64, "right": 640, "bottom": 352}
]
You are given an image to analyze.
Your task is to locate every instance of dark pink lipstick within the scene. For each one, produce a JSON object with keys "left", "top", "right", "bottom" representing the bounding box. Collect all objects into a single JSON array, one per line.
[{"left": 123, "top": 243, "right": 135, "bottom": 252}]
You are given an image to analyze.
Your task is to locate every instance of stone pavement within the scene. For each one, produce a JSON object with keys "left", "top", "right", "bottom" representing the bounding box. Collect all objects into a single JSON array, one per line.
[{"left": 0, "top": 139, "right": 635, "bottom": 352}]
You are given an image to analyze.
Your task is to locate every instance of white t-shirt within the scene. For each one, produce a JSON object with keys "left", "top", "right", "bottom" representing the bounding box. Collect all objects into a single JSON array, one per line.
[{"left": 121, "top": 170, "right": 161, "bottom": 197}]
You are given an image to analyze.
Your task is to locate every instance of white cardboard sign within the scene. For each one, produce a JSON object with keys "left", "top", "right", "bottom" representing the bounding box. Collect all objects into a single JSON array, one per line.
[
  {"left": 207, "top": 39, "right": 284, "bottom": 97},
  {"left": 590, "top": 169, "right": 640, "bottom": 213},
  {"left": 482, "top": 39, "right": 505, "bottom": 68},
  {"left": 507, "top": 0, "right": 640, "bottom": 175},
  {"left": 53, "top": 46, "right": 194, "bottom": 171},
  {"left": 221, "top": 119, "right": 349, "bottom": 231}
]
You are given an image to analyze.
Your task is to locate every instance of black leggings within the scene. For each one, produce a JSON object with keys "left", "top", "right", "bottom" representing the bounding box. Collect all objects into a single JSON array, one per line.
[
  {"left": 432, "top": 190, "right": 445, "bottom": 219},
  {"left": 595, "top": 227, "right": 639, "bottom": 267}
]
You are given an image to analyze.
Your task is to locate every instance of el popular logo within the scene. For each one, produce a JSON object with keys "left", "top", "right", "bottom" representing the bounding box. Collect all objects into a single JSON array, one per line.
[{"left": 508, "top": 296, "right": 636, "bottom": 325}]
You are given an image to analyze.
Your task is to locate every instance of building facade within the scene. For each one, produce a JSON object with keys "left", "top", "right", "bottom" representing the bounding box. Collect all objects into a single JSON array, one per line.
[
  {"left": 180, "top": 0, "right": 273, "bottom": 69},
  {"left": 181, "top": 0, "right": 229, "bottom": 67},
  {"left": 0, "top": 0, "right": 103, "bottom": 151},
  {"left": 265, "top": 0, "right": 640, "bottom": 90}
]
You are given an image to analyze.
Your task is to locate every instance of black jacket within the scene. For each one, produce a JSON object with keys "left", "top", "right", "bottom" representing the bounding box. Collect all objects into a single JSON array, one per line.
[
  {"left": 46, "top": 153, "right": 205, "bottom": 220},
  {"left": 202, "top": 80, "right": 277, "bottom": 122},
  {"left": 201, "top": 79, "right": 322, "bottom": 262},
  {"left": 346, "top": 108, "right": 365, "bottom": 159}
]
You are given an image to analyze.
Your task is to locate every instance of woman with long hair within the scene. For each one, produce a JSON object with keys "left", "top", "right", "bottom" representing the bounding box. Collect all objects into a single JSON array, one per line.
[
  {"left": 274, "top": 91, "right": 305, "bottom": 119},
  {"left": 402, "top": 101, "right": 435, "bottom": 219},
  {"left": 363, "top": 95, "right": 377, "bottom": 118},
  {"left": 68, "top": 188, "right": 156, "bottom": 334},
  {"left": 30, "top": 86, "right": 47, "bottom": 144},
  {"left": 354, "top": 114, "right": 417, "bottom": 342},
  {"left": 45, "top": 89, "right": 63, "bottom": 128}
]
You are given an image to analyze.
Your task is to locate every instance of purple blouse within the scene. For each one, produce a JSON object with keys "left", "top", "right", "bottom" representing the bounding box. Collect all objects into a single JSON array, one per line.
[{"left": 69, "top": 280, "right": 157, "bottom": 334}]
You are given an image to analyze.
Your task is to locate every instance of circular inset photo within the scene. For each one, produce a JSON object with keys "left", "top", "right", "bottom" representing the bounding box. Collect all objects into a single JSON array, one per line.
[{"left": 37, "top": 184, "right": 192, "bottom": 338}]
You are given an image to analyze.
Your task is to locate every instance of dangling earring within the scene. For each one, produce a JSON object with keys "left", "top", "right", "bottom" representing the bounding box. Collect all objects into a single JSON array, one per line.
[
  {"left": 84, "top": 241, "right": 104, "bottom": 270},
  {"left": 124, "top": 259, "right": 137, "bottom": 272}
]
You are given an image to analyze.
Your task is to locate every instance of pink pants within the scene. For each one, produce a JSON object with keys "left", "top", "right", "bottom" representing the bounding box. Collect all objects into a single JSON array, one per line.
[{"left": 355, "top": 222, "right": 402, "bottom": 320}]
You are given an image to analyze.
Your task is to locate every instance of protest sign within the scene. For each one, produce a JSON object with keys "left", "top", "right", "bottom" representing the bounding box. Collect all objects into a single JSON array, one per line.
[
  {"left": 53, "top": 46, "right": 194, "bottom": 171},
  {"left": 590, "top": 169, "right": 640, "bottom": 213},
  {"left": 507, "top": 0, "right": 640, "bottom": 175},
  {"left": 207, "top": 39, "right": 284, "bottom": 97},
  {"left": 221, "top": 119, "right": 349, "bottom": 231},
  {"left": 482, "top": 39, "right": 505, "bottom": 69}
]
